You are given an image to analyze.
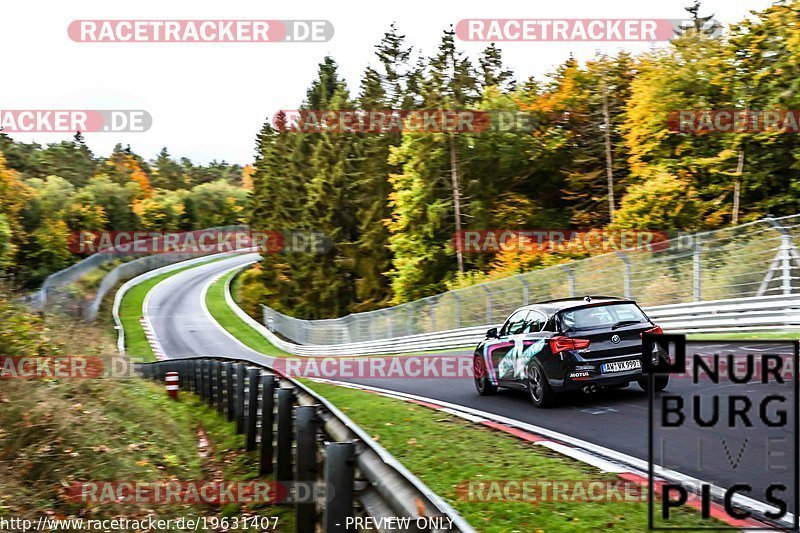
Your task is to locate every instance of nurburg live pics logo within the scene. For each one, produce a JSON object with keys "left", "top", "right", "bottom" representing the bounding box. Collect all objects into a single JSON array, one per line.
[{"left": 644, "top": 333, "right": 799, "bottom": 530}]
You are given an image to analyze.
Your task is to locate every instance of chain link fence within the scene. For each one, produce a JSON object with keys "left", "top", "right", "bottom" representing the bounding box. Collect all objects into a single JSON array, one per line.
[{"left": 262, "top": 214, "right": 800, "bottom": 345}]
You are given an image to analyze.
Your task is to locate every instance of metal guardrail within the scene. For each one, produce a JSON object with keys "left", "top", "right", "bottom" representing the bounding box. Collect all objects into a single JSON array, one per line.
[
  {"left": 137, "top": 357, "right": 473, "bottom": 533},
  {"left": 222, "top": 262, "right": 800, "bottom": 356},
  {"left": 646, "top": 293, "right": 800, "bottom": 332},
  {"left": 29, "top": 226, "right": 246, "bottom": 320},
  {"left": 261, "top": 214, "right": 800, "bottom": 346}
]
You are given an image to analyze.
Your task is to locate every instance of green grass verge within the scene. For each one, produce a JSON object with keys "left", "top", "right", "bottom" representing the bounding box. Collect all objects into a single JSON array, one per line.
[
  {"left": 302, "top": 380, "right": 718, "bottom": 532},
  {"left": 118, "top": 256, "right": 230, "bottom": 362},
  {"left": 205, "top": 269, "right": 289, "bottom": 357}
]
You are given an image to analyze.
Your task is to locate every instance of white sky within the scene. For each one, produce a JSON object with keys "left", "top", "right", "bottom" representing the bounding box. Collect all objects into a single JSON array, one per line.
[{"left": 1, "top": 0, "right": 775, "bottom": 165}]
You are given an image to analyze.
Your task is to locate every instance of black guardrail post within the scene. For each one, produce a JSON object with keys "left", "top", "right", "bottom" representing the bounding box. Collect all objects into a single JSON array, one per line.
[
  {"left": 246, "top": 367, "right": 260, "bottom": 451},
  {"left": 235, "top": 363, "right": 246, "bottom": 434},
  {"left": 223, "top": 362, "right": 235, "bottom": 422},
  {"left": 195, "top": 359, "right": 203, "bottom": 394},
  {"left": 276, "top": 388, "right": 294, "bottom": 482},
  {"left": 178, "top": 361, "right": 186, "bottom": 390},
  {"left": 191, "top": 360, "right": 198, "bottom": 392},
  {"left": 208, "top": 361, "right": 222, "bottom": 407},
  {"left": 186, "top": 360, "right": 194, "bottom": 392},
  {"left": 324, "top": 442, "right": 355, "bottom": 533},
  {"left": 295, "top": 405, "right": 318, "bottom": 533},
  {"left": 206, "top": 361, "right": 217, "bottom": 407},
  {"left": 260, "top": 373, "right": 276, "bottom": 475},
  {"left": 204, "top": 360, "right": 212, "bottom": 404},
  {"left": 215, "top": 361, "right": 224, "bottom": 413},
  {"left": 199, "top": 359, "right": 208, "bottom": 402}
]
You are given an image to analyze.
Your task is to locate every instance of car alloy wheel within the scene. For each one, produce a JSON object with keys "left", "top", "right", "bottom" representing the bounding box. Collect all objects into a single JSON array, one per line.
[{"left": 529, "top": 365, "right": 544, "bottom": 402}]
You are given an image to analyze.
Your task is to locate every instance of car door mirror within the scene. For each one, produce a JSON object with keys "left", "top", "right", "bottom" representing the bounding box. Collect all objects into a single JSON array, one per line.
[{"left": 486, "top": 327, "right": 499, "bottom": 339}]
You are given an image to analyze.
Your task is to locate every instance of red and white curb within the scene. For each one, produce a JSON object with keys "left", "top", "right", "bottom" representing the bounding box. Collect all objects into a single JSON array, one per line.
[
  {"left": 140, "top": 317, "right": 166, "bottom": 361},
  {"left": 309, "top": 378, "right": 790, "bottom": 531}
]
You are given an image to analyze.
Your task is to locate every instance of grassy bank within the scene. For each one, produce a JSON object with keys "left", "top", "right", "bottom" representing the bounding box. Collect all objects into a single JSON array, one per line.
[{"left": 0, "top": 293, "right": 291, "bottom": 530}]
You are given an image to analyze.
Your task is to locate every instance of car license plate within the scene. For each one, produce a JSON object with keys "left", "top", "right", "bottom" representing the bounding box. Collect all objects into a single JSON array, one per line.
[{"left": 602, "top": 359, "right": 641, "bottom": 373}]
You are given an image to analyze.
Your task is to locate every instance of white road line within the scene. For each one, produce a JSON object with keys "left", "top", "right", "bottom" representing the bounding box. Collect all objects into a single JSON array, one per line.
[
  {"left": 740, "top": 345, "right": 784, "bottom": 352},
  {"left": 536, "top": 441, "right": 630, "bottom": 473},
  {"left": 578, "top": 406, "right": 618, "bottom": 415},
  {"left": 142, "top": 274, "right": 176, "bottom": 359}
]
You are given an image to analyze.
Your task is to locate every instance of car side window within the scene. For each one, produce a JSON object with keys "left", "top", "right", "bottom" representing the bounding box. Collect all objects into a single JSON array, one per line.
[
  {"left": 501, "top": 310, "right": 528, "bottom": 336},
  {"left": 521, "top": 310, "right": 546, "bottom": 333}
]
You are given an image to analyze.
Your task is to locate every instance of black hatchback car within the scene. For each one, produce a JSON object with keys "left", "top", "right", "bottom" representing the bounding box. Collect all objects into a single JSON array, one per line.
[{"left": 473, "top": 296, "right": 667, "bottom": 407}]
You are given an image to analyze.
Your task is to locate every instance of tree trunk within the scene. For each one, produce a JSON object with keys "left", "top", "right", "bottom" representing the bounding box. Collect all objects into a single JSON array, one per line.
[
  {"left": 449, "top": 133, "right": 464, "bottom": 274},
  {"left": 732, "top": 148, "right": 745, "bottom": 225},
  {"left": 601, "top": 76, "right": 616, "bottom": 224}
]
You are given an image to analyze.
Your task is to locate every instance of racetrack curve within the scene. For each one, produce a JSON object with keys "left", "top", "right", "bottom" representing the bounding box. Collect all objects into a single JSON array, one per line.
[{"left": 145, "top": 254, "right": 798, "bottom": 519}]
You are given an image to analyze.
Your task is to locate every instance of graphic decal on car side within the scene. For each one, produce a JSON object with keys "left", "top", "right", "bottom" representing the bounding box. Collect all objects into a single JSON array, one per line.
[
  {"left": 498, "top": 337, "right": 546, "bottom": 380},
  {"left": 483, "top": 341, "right": 512, "bottom": 385}
]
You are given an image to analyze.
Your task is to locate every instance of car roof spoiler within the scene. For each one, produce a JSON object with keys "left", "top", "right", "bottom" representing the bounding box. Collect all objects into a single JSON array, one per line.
[{"left": 537, "top": 295, "right": 627, "bottom": 304}]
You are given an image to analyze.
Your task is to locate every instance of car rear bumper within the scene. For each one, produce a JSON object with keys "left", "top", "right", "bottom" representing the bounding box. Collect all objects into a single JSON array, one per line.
[{"left": 551, "top": 355, "right": 645, "bottom": 391}]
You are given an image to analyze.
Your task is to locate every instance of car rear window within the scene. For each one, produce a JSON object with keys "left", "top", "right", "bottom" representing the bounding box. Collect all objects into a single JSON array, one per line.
[{"left": 558, "top": 303, "right": 647, "bottom": 331}]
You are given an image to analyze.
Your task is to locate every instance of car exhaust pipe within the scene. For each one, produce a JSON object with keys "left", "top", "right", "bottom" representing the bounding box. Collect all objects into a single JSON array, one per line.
[{"left": 582, "top": 384, "right": 597, "bottom": 394}]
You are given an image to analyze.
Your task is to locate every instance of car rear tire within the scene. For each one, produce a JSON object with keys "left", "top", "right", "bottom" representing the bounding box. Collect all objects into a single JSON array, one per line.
[
  {"left": 527, "top": 360, "right": 556, "bottom": 407},
  {"left": 637, "top": 375, "right": 669, "bottom": 392},
  {"left": 474, "top": 356, "right": 497, "bottom": 396}
]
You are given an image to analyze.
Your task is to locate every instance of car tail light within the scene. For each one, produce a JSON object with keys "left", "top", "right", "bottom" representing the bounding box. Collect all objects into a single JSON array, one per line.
[
  {"left": 549, "top": 336, "right": 590, "bottom": 355},
  {"left": 640, "top": 325, "right": 663, "bottom": 338},
  {"left": 641, "top": 325, "right": 664, "bottom": 364}
]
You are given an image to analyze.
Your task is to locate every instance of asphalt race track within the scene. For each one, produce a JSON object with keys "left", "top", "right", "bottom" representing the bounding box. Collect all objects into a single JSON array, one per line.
[{"left": 146, "top": 254, "right": 798, "bottom": 518}]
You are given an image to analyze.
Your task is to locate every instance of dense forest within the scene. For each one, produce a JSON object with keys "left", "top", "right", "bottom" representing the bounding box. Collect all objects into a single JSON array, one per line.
[
  {"left": 0, "top": 135, "right": 250, "bottom": 286},
  {"left": 2, "top": 2, "right": 800, "bottom": 320},
  {"left": 244, "top": 1, "right": 800, "bottom": 319}
]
